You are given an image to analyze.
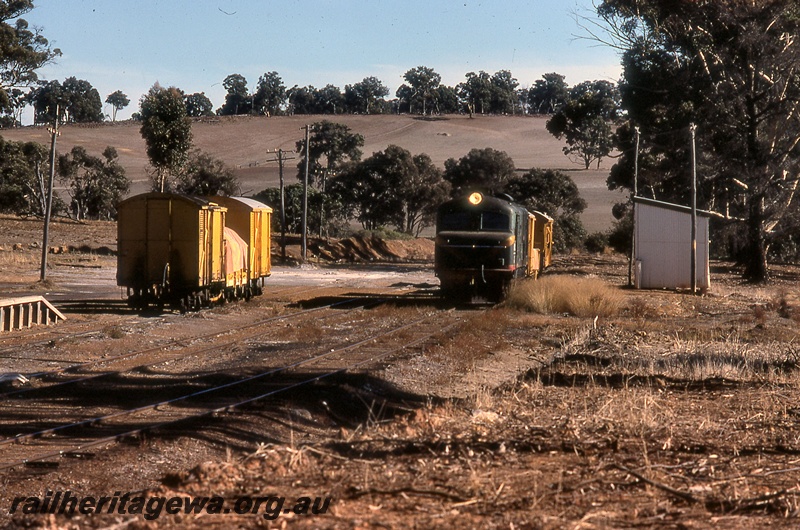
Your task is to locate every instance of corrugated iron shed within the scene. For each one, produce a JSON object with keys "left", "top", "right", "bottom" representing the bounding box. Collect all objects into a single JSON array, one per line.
[{"left": 634, "top": 197, "right": 711, "bottom": 290}]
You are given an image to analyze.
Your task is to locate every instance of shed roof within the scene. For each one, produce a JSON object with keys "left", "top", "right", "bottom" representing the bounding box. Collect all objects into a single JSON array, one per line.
[{"left": 634, "top": 196, "right": 715, "bottom": 218}]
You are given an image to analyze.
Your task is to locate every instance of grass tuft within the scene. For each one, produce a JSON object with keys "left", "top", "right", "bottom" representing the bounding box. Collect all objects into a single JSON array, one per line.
[{"left": 505, "top": 275, "right": 623, "bottom": 318}]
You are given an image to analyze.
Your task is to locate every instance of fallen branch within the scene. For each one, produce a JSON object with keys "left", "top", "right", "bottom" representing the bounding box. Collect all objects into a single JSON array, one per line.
[
  {"left": 347, "top": 486, "right": 467, "bottom": 502},
  {"left": 613, "top": 463, "right": 698, "bottom": 503}
]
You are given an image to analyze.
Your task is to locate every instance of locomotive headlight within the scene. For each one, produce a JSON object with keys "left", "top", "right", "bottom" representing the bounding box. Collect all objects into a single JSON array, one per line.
[{"left": 468, "top": 192, "right": 483, "bottom": 205}]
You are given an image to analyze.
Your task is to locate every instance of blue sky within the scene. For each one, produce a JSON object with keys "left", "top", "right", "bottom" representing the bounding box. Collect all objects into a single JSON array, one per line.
[{"left": 26, "top": 0, "right": 621, "bottom": 121}]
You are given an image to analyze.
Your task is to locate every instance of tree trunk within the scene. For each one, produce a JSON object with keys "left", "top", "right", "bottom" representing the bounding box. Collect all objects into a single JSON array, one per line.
[{"left": 743, "top": 198, "right": 770, "bottom": 283}]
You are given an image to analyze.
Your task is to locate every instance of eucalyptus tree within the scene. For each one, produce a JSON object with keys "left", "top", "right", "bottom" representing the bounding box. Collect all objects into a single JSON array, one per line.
[
  {"left": 57, "top": 146, "right": 129, "bottom": 220},
  {"left": 287, "top": 85, "right": 317, "bottom": 114},
  {"left": 489, "top": 70, "right": 519, "bottom": 114},
  {"left": 401, "top": 66, "right": 441, "bottom": 115},
  {"left": 175, "top": 150, "right": 240, "bottom": 196},
  {"left": 139, "top": 84, "right": 193, "bottom": 192},
  {"left": 62, "top": 76, "right": 103, "bottom": 122},
  {"left": 29, "top": 79, "right": 63, "bottom": 124},
  {"left": 253, "top": 71, "right": 286, "bottom": 116},
  {"left": 315, "top": 84, "right": 344, "bottom": 114},
  {"left": 457, "top": 71, "right": 492, "bottom": 116},
  {"left": 344, "top": 77, "right": 388, "bottom": 114},
  {"left": 105, "top": 90, "right": 129, "bottom": 121},
  {"left": 0, "top": 2, "right": 61, "bottom": 119},
  {"left": 527, "top": 72, "right": 568, "bottom": 114},
  {"left": 546, "top": 80, "right": 620, "bottom": 169},
  {"left": 598, "top": 0, "right": 800, "bottom": 282},
  {"left": 0, "top": 137, "right": 53, "bottom": 215},
  {"left": 219, "top": 73, "right": 250, "bottom": 115},
  {"left": 184, "top": 92, "right": 214, "bottom": 117},
  {"left": 31, "top": 77, "right": 103, "bottom": 124},
  {"left": 330, "top": 145, "right": 448, "bottom": 234},
  {"left": 295, "top": 120, "right": 364, "bottom": 187},
  {"left": 443, "top": 148, "right": 517, "bottom": 196}
]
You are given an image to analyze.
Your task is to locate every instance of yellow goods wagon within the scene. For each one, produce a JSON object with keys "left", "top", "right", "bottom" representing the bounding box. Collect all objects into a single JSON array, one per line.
[
  {"left": 117, "top": 193, "right": 230, "bottom": 310},
  {"left": 211, "top": 196, "right": 272, "bottom": 294},
  {"left": 532, "top": 210, "right": 554, "bottom": 271}
]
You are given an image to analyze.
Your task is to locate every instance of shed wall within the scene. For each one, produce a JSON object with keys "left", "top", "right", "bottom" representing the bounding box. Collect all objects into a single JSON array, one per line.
[{"left": 635, "top": 203, "right": 710, "bottom": 289}]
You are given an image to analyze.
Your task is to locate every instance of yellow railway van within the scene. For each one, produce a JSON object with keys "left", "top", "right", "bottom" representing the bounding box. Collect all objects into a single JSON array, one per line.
[
  {"left": 211, "top": 196, "right": 272, "bottom": 291},
  {"left": 117, "top": 193, "right": 269, "bottom": 311}
]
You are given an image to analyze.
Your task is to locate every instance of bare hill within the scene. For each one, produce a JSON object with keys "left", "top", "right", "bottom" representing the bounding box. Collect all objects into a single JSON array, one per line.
[{"left": 0, "top": 114, "right": 625, "bottom": 232}]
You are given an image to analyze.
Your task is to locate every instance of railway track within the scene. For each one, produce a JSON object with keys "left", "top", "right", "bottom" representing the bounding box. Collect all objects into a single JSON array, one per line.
[
  {"left": 0, "top": 293, "right": 395, "bottom": 401},
  {"left": 0, "top": 305, "right": 465, "bottom": 471},
  {"left": 0, "top": 284, "right": 365, "bottom": 377}
]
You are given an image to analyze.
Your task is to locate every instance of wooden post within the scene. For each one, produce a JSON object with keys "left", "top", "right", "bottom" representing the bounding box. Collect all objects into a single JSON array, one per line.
[{"left": 40, "top": 105, "right": 60, "bottom": 281}]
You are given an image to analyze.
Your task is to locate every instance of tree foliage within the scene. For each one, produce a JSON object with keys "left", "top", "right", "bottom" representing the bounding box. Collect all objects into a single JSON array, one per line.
[
  {"left": 62, "top": 76, "right": 103, "bottom": 122},
  {"left": 331, "top": 145, "right": 449, "bottom": 234},
  {"left": 457, "top": 71, "right": 492, "bottom": 117},
  {"left": 105, "top": 90, "right": 129, "bottom": 121},
  {"left": 139, "top": 84, "right": 193, "bottom": 192},
  {"left": 286, "top": 84, "right": 345, "bottom": 115},
  {"left": 57, "top": 146, "right": 129, "bottom": 220},
  {"left": 296, "top": 120, "right": 364, "bottom": 187},
  {"left": 546, "top": 80, "right": 620, "bottom": 169},
  {"left": 0, "top": 136, "right": 56, "bottom": 215},
  {"left": 31, "top": 77, "right": 103, "bottom": 124},
  {"left": 184, "top": 92, "right": 214, "bottom": 117},
  {"left": 174, "top": 150, "right": 240, "bottom": 196},
  {"left": 253, "top": 71, "right": 286, "bottom": 116},
  {"left": 399, "top": 66, "right": 441, "bottom": 115},
  {"left": 0, "top": 2, "right": 60, "bottom": 117},
  {"left": 255, "top": 184, "right": 327, "bottom": 235},
  {"left": 598, "top": 0, "right": 800, "bottom": 282},
  {"left": 443, "top": 147, "right": 517, "bottom": 196},
  {"left": 218, "top": 73, "right": 250, "bottom": 116},
  {"left": 489, "top": 70, "right": 519, "bottom": 114},
  {"left": 505, "top": 168, "right": 588, "bottom": 251},
  {"left": 344, "top": 76, "right": 388, "bottom": 114},
  {"left": 526, "top": 72, "right": 569, "bottom": 114}
]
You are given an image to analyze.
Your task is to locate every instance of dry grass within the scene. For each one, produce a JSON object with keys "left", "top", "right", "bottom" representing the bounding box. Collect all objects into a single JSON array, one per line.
[
  {"left": 0, "top": 250, "right": 36, "bottom": 267},
  {"left": 505, "top": 275, "right": 624, "bottom": 317}
]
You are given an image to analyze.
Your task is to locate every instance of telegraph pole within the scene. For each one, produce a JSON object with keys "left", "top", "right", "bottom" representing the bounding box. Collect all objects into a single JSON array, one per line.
[
  {"left": 265, "top": 148, "right": 296, "bottom": 260},
  {"left": 629, "top": 126, "right": 640, "bottom": 287},
  {"left": 690, "top": 123, "right": 698, "bottom": 295},
  {"left": 40, "top": 105, "right": 60, "bottom": 282},
  {"left": 302, "top": 125, "right": 310, "bottom": 261}
]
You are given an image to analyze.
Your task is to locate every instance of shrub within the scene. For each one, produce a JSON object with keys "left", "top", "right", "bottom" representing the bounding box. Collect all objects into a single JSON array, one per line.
[{"left": 585, "top": 232, "right": 609, "bottom": 253}]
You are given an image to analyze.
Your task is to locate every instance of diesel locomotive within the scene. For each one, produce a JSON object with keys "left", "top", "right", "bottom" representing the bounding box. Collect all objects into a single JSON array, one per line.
[
  {"left": 116, "top": 193, "right": 272, "bottom": 311},
  {"left": 434, "top": 191, "right": 553, "bottom": 301}
]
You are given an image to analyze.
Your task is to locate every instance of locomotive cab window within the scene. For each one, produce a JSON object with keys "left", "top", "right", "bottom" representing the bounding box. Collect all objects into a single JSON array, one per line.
[{"left": 439, "top": 211, "right": 511, "bottom": 232}]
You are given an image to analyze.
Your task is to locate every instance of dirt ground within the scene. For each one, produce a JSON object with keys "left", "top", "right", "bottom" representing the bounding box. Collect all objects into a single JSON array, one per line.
[{"left": 3, "top": 217, "right": 800, "bottom": 528}]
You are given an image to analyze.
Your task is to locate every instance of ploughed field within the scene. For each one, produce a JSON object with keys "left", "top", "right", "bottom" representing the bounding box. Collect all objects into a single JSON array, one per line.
[
  {"left": 3, "top": 217, "right": 800, "bottom": 528},
  {"left": 0, "top": 114, "right": 625, "bottom": 234}
]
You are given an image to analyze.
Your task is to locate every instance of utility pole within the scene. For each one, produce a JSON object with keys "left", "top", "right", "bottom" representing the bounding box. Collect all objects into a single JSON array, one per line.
[
  {"left": 302, "top": 125, "right": 310, "bottom": 261},
  {"left": 317, "top": 168, "right": 334, "bottom": 239},
  {"left": 40, "top": 105, "right": 60, "bottom": 282},
  {"left": 628, "top": 126, "right": 640, "bottom": 287},
  {"left": 690, "top": 123, "right": 698, "bottom": 295},
  {"left": 265, "top": 148, "right": 296, "bottom": 260}
]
